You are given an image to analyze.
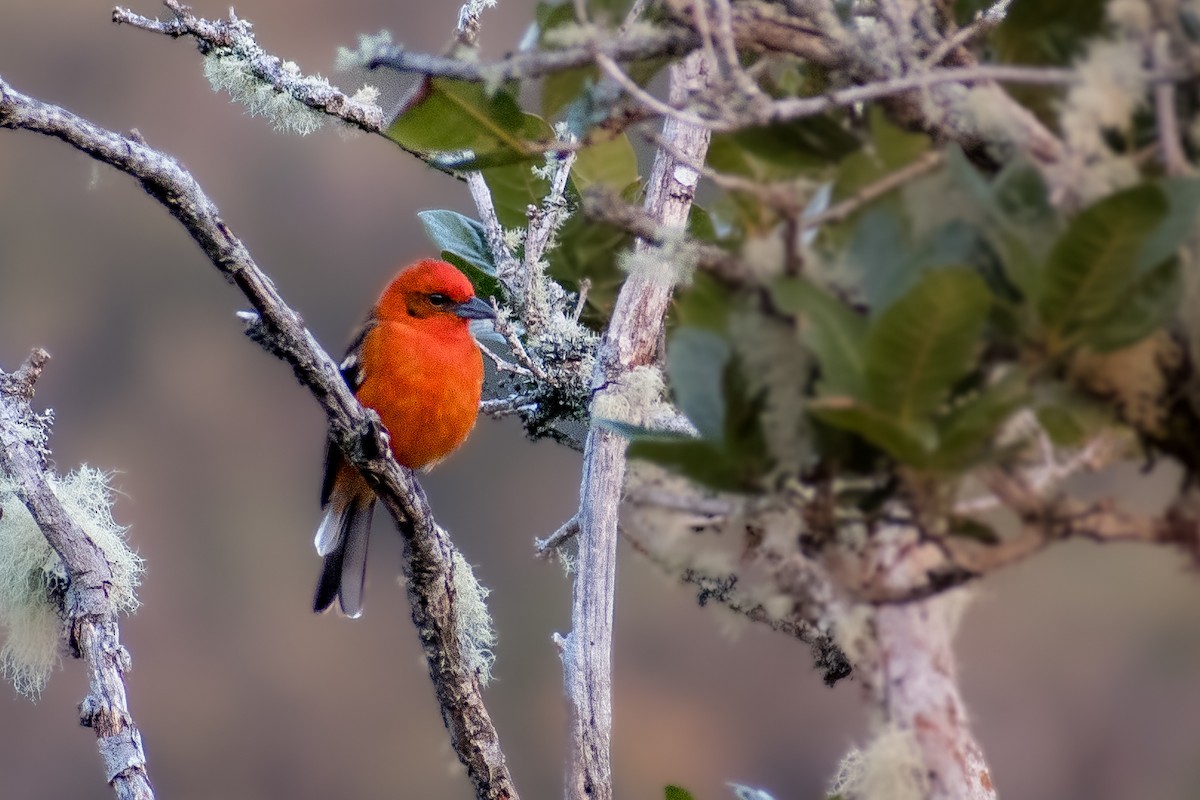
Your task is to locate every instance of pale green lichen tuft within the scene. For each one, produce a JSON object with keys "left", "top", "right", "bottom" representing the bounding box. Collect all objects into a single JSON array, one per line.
[
  {"left": 828, "top": 725, "right": 928, "bottom": 800},
  {"left": 450, "top": 548, "right": 497, "bottom": 685},
  {"left": 203, "top": 51, "right": 327, "bottom": 135},
  {"left": 0, "top": 466, "right": 141, "bottom": 697},
  {"left": 591, "top": 365, "right": 669, "bottom": 427},
  {"left": 335, "top": 30, "right": 395, "bottom": 71},
  {"left": 1051, "top": 37, "right": 1148, "bottom": 201},
  {"left": 618, "top": 227, "right": 698, "bottom": 287}
]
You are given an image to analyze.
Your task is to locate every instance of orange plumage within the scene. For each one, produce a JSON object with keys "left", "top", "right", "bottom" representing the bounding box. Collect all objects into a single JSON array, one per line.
[{"left": 313, "top": 259, "right": 495, "bottom": 617}]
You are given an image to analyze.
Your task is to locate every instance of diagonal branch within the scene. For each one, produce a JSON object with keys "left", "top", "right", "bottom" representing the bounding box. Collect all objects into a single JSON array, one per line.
[
  {"left": 0, "top": 74, "right": 518, "bottom": 800},
  {"left": 0, "top": 350, "right": 155, "bottom": 800}
]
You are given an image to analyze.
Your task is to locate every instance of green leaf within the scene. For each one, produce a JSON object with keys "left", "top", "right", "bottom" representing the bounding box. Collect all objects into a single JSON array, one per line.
[
  {"left": 721, "top": 361, "right": 772, "bottom": 474},
  {"left": 945, "top": 151, "right": 1059, "bottom": 299},
  {"left": 708, "top": 117, "right": 859, "bottom": 179},
  {"left": 873, "top": 219, "right": 1005, "bottom": 312},
  {"left": 865, "top": 269, "right": 991, "bottom": 423},
  {"left": 933, "top": 371, "right": 1028, "bottom": 468},
  {"left": 1038, "top": 185, "right": 1168, "bottom": 336},
  {"left": 481, "top": 161, "right": 550, "bottom": 228},
  {"left": 628, "top": 438, "right": 757, "bottom": 492},
  {"left": 418, "top": 210, "right": 495, "bottom": 276},
  {"left": 543, "top": 67, "right": 598, "bottom": 118},
  {"left": 771, "top": 277, "right": 868, "bottom": 397},
  {"left": 387, "top": 79, "right": 549, "bottom": 166},
  {"left": 664, "top": 786, "right": 696, "bottom": 800},
  {"left": 537, "top": 1, "right": 599, "bottom": 119},
  {"left": 673, "top": 272, "right": 733, "bottom": 332},
  {"left": 1075, "top": 258, "right": 1181, "bottom": 351},
  {"left": 1138, "top": 177, "right": 1200, "bottom": 272},
  {"left": 547, "top": 185, "right": 633, "bottom": 325},
  {"left": 993, "top": 0, "right": 1106, "bottom": 66},
  {"left": 667, "top": 328, "right": 732, "bottom": 441},
  {"left": 870, "top": 107, "right": 931, "bottom": 168},
  {"left": 572, "top": 134, "right": 639, "bottom": 192},
  {"left": 441, "top": 252, "right": 503, "bottom": 301},
  {"left": 1035, "top": 405, "right": 1088, "bottom": 446},
  {"left": 849, "top": 206, "right": 912, "bottom": 312},
  {"left": 809, "top": 398, "right": 931, "bottom": 463}
]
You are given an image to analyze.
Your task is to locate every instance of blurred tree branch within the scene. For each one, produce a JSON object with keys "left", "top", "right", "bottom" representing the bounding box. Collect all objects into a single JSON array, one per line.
[
  {"left": 0, "top": 74, "right": 518, "bottom": 800},
  {"left": 0, "top": 350, "right": 154, "bottom": 800}
]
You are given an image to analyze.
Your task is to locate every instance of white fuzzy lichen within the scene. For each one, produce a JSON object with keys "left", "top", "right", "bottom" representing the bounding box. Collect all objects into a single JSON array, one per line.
[
  {"left": 1051, "top": 37, "right": 1148, "bottom": 202},
  {"left": 449, "top": 547, "right": 497, "bottom": 685},
  {"left": 203, "top": 52, "right": 328, "bottom": 135},
  {"left": 829, "top": 726, "right": 929, "bottom": 800},
  {"left": 335, "top": 30, "right": 395, "bottom": 71},
  {"left": 618, "top": 227, "right": 699, "bottom": 287},
  {"left": 590, "top": 365, "right": 669, "bottom": 427},
  {"left": 0, "top": 466, "right": 141, "bottom": 697}
]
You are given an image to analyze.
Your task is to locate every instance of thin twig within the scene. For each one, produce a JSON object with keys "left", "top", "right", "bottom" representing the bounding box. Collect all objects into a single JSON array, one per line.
[
  {"left": 921, "top": 0, "right": 1008, "bottom": 68},
  {"left": 595, "top": 52, "right": 714, "bottom": 129},
  {"left": 0, "top": 350, "right": 154, "bottom": 800},
  {"left": 0, "top": 74, "right": 518, "bottom": 800},
  {"left": 370, "top": 25, "right": 700, "bottom": 82},
  {"left": 802, "top": 150, "right": 945, "bottom": 229},
  {"left": 536, "top": 515, "right": 581, "bottom": 557},
  {"left": 491, "top": 304, "right": 549, "bottom": 381}
]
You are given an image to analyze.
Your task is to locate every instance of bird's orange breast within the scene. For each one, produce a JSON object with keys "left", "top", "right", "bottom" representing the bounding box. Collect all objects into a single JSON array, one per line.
[{"left": 355, "top": 319, "right": 484, "bottom": 469}]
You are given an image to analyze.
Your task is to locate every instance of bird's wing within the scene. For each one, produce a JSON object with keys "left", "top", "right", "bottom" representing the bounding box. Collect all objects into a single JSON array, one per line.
[{"left": 319, "top": 317, "right": 375, "bottom": 508}]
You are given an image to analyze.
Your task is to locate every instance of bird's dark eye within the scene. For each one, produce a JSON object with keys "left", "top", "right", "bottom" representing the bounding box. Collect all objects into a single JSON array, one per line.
[{"left": 428, "top": 293, "right": 451, "bottom": 307}]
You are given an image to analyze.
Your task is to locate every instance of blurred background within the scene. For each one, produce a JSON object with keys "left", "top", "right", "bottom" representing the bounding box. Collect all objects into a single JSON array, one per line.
[{"left": 2, "top": 1, "right": 1200, "bottom": 798}]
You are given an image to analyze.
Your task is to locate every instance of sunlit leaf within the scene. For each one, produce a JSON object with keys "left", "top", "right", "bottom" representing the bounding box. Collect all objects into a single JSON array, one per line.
[
  {"left": 388, "top": 78, "right": 550, "bottom": 167},
  {"left": 482, "top": 161, "right": 550, "bottom": 228},
  {"left": 1038, "top": 184, "right": 1167, "bottom": 336},
  {"left": 865, "top": 269, "right": 990, "bottom": 423},
  {"left": 809, "top": 398, "right": 931, "bottom": 463},
  {"left": 1075, "top": 258, "right": 1181, "bottom": 351},
  {"left": 572, "top": 133, "right": 639, "bottom": 192}
]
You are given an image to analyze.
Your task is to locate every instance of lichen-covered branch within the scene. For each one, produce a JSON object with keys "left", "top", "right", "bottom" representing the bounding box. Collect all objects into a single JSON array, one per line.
[
  {"left": 113, "top": 0, "right": 385, "bottom": 135},
  {"left": 560, "top": 51, "right": 713, "bottom": 800},
  {"left": 0, "top": 75, "right": 517, "bottom": 800},
  {"left": 0, "top": 350, "right": 154, "bottom": 800}
]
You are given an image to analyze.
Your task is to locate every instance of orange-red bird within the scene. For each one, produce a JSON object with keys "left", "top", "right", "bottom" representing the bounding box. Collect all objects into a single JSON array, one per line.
[{"left": 313, "top": 258, "right": 495, "bottom": 617}]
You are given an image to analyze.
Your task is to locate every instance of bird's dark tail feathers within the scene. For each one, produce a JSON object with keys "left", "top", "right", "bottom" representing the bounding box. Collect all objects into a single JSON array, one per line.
[{"left": 313, "top": 489, "right": 376, "bottom": 618}]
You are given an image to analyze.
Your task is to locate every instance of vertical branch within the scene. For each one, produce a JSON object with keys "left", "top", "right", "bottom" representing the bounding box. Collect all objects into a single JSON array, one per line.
[
  {"left": 561, "top": 51, "right": 712, "bottom": 800},
  {"left": 870, "top": 599, "right": 996, "bottom": 800},
  {"left": 0, "top": 351, "right": 154, "bottom": 800},
  {"left": 855, "top": 525, "right": 997, "bottom": 800}
]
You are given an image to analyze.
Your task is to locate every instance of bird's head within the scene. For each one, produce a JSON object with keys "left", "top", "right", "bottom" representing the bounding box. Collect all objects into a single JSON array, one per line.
[{"left": 377, "top": 258, "right": 496, "bottom": 325}]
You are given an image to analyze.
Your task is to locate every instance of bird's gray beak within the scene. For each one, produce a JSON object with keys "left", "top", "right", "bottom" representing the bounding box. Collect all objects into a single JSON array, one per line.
[{"left": 454, "top": 296, "right": 497, "bottom": 320}]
